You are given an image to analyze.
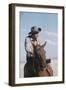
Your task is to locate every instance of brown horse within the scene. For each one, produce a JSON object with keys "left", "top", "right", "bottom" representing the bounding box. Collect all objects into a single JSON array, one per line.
[
  {"left": 24, "top": 44, "right": 53, "bottom": 77},
  {"left": 33, "top": 44, "right": 53, "bottom": 77}
]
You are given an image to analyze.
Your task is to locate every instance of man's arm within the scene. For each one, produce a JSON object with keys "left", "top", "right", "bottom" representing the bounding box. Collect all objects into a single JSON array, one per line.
[{"left": 25, "top": 37, "right": 34, "bottom": 54}]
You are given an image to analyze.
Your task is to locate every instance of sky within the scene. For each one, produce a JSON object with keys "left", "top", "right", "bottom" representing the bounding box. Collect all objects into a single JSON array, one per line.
[{"left": 19, "top": 11, "right": 58, "bottom": 63}]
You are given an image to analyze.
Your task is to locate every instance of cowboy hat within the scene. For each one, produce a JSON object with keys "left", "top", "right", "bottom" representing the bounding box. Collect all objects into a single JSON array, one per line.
[{"left": 28, "top": 26, "right": 41, "bottom": 35}]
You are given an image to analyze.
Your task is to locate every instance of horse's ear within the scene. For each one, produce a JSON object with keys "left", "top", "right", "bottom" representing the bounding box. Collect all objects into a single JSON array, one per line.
[
  {"left": 41, "top": 42, "right": 47, "bottom": 48},
  {"left": 41, "top": 44, "right": 45, "bottom": 48}
]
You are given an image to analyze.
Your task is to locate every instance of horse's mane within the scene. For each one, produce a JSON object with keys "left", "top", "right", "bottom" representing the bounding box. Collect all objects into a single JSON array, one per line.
[{"left": 33, "top": 44, "right": 47, "bottom": 68}]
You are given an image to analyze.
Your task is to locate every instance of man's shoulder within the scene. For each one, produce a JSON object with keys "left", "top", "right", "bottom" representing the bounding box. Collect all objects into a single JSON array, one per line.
[{"left": 25, "top": 36, "right": 31, "bottom": 42}]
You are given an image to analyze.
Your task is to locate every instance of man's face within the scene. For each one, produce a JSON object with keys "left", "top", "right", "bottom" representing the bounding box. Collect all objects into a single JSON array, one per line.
[
  {"left": 35, "top": 33, "right": 38, "bottom": 38},
  {"left": 32, "top": 33, "right": 38, "bottom": 40}
]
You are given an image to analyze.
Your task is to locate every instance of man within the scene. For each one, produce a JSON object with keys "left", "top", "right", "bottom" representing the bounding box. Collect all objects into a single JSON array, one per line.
[{"left": 24, "top": 26, "right": 47, "bottom": 77}]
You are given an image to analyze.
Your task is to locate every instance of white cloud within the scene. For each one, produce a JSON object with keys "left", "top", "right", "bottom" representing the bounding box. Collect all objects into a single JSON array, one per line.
[
  {"left": 39, "top": 30, "right": 58, "bottom": 46},
  {"left": 44, "top": 31, "right": 58, "bottom": 37},
  {"left": 46, "top": 39, "right": 57, "bottom": 46}
]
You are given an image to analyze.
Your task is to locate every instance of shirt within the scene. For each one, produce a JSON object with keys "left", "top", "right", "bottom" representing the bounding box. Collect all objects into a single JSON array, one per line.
[{"left": 25, "top": 36, "right": 42, "bottom": 57}]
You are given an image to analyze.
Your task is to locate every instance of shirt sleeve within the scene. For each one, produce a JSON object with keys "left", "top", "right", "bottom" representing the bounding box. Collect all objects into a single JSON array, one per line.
[
  {"left": 37, "top": 38, "right": 44, "bottom": 46},
  {"left": 37, "top": 38, "right": 46, "bottom": 47},
  {"left": 25, "top": 37, "right": 34, "bottom": 54}
]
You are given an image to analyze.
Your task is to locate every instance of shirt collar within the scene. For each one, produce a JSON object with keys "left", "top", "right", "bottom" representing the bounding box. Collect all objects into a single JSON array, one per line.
[{"left": 30, "top": 38, "right": 37, "bottom": 41}]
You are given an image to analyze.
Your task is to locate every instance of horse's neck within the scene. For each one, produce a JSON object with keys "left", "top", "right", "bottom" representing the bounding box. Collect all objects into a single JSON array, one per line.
[{"left": 35, "top": 45, "right": 44, "bottom": 50}]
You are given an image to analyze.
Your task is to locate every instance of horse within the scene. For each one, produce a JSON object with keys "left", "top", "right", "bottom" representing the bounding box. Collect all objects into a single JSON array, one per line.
[{"left": 24, "top": 43, "right": 53, "bottom": 77}]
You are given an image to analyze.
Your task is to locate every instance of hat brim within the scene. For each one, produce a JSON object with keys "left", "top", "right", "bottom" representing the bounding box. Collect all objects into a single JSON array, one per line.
[
  {"left": 28, "top": 31, "right": 39, "bottom": 35},
  {"left": 28, "top": 27, "right": 41, "bottom": 35}
]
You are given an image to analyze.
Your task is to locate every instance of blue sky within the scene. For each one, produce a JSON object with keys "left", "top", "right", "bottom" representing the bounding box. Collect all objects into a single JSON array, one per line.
[{"left": 19, "top": 12, "right": 58, "bottom": 62}]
